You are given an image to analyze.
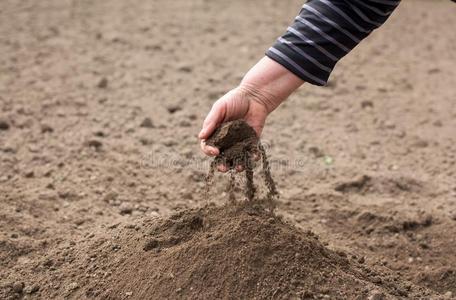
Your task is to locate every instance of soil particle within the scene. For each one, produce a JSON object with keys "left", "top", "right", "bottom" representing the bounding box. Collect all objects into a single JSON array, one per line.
[
  {"left": 0, "top": 119, "right": 10, "bottom": 130},
  {"left": 119, "top": 202, "right": 134, "bottom": 215},
  {"left": 41, "top": 124, "right": 54, "bottom": 133},
  {"left": 12, "top": 282, "right": 24, "bottom": 294},
  {"left": 166, "top": 104, "right": 182, "bottom": 114},
  {"left": 140, "top": 117, "right": 154, "bottom": 128},
  {"left": 24, "top": 284, "right": 39, "bottom": 294},
  {"left": 85, "top": 139, "right": 103, "bottom": 150},
  {"left": 97, "top": 77, "right": 108, "bottom": 89}
]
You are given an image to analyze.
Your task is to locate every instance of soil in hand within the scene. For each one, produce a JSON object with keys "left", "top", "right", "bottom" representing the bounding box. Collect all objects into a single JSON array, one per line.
[{"left": 205, "top": 120, "right": 278, "bottom": 204}]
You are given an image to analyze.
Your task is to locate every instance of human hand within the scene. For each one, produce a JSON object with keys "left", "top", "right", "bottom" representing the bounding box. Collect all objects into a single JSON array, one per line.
[
  {"left": 198, "top": 56, "right": 304, "bottom": 172},
  {"left": 198, "top": 84, "right": 269, "bottom": 172}
]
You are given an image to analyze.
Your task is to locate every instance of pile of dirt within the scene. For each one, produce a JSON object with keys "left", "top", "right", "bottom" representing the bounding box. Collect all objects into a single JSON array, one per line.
[{"left": 81, "top": 202, "right": 431, "bottom": 299}]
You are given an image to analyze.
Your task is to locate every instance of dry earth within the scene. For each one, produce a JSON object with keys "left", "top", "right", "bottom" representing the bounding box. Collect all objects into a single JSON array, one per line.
[{"left": 1, "top": 0, "right": 456, "bottom": 299}]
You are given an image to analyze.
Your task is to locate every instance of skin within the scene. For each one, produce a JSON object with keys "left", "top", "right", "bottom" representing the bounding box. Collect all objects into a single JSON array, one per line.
[{"left": 199, "top": 56, "right": 304, "bottom": 172}]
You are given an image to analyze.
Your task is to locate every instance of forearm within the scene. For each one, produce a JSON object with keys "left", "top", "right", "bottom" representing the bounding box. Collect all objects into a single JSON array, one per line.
[
  {"left": 239, "top": 56, "right": 305, "bottom": 114},
  {"left": 267, "top": 0, "right": 401, "bottom": 86}
]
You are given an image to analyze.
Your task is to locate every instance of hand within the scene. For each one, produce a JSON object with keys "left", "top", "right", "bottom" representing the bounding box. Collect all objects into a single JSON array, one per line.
[
  {"left": 198, "top": 56, "right": 304, "bottom": 172},
  {"left": 198, "top": 84, "right": 269, "bottom": 172}
]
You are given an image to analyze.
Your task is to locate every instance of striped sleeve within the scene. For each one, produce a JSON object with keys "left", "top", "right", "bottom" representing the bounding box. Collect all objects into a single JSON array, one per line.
[{"left": 266, "top": 0, "right": 401, "bottom": 86}]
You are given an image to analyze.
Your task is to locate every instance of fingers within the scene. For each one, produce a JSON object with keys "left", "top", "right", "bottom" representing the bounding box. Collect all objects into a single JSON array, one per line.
[
  {"left": 216, "top": 164, "right": 244, "bottom": 173},
  {"left": 217, "top": 164, "right": 229, "bottom": 173},
  {"left": 198, "top": 101, "right": 225, "bottom": 140},
  {"left": 200, "top": 140, "right": 219, "bottom": 157}
]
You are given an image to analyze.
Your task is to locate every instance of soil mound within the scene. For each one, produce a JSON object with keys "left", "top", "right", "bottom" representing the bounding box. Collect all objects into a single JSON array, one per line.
[{"left": 92, "top": 202, "right": 428, "bottom": 299}]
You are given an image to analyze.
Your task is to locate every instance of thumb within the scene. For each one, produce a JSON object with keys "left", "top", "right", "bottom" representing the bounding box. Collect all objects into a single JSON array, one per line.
[{"left": 199, "top": 102, "right": 226, "bottom": 139}]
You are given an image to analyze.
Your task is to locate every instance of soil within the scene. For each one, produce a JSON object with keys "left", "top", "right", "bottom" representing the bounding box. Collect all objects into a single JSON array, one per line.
[
  {"left": 205, "top": 120, "right": 277, "bottom": 204},
  {"left": 1, "top": 0, "right": 455, "bottom": 299}
]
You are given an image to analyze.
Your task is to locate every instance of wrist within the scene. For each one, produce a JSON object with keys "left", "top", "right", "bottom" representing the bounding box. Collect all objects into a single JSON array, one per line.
[{"left": 240, "top": 56, "right": 304, "bottom": 113}]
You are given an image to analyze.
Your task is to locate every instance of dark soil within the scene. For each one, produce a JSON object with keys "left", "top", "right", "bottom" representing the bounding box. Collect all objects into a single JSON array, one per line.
[
  {"left": 205, "top": 120, "right": 258, "bottom": 169},
  {"left": 205, "top": 120, "right": 278, "bottom": 205},
  {"left": 78, "top": 203, "right": 435, "bottom": 299}
]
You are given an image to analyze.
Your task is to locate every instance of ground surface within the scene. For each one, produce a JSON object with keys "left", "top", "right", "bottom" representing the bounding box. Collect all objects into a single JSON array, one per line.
[{"left": 0, "top": 0, "right": 455, "bottom": 299}]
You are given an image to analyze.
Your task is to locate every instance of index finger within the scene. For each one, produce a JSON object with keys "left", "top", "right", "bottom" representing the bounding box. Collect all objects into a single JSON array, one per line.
[{"left": 200, "top": 140, "right": 220, "bottom": 157}]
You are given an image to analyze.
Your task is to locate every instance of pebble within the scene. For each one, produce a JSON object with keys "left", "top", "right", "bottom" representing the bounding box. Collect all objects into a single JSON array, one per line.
[
  {"left": 41, "top": 124, "right": 54, "bottom": 133},
  {"left": 85, "top": 139, "right": 103, "bottom": 150},
  {"left": 119, "top": 202, "right": 133, "bottom": 215},
  {"left": 166, "top": 105, "right": 182, "bottom": 114},
  {"left": 361, "top": 100, "right": 374, "bottom": 109},
  {"left": 24, "top": 171, "right": 34, "bottom": 178},
  {"left": 368, "top": 291, "right": 386, "bottom": 300},
  {"left": 12, "top": 282, "right": 24, "bottom": 293},
  {"left": 67, "top": 282, "right": 79, "bottom": 291},
  {"left": 24, "top": 284, "right": 39, "bottom": 294},
  {"left": 125, "top": 291, "right": 133, "bottom": 296},
  {"left": 0, "top": 119, "right": 10, "bottom": 130},
  {"left": 97, "top": 77, "right": 108, "bottom": 89},
  {"left": 140, "top": 117, "right": 155, "bottom": 128},
  {"left": 443, "top": 291, "right": 453, "bottom": 299},
  {"left": 139, "top": 137, "right": 154, "bottom": 145},
  {"left": 177, "top": 65, "right": 193, "bottom": 73}
]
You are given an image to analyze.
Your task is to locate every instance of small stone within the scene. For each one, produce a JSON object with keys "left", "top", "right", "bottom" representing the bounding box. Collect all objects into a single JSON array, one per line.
[
  {"left": 12, "top": 282, "right": 24, "bottom": 293},
  {"left": 139, "top": 137, "right": 154, "bottom": 145},
  {"left": 443, "top": 291, "right": 453, "bottom": 299},
  {"left": 177, "top": 65, "right": 192, "bottom": 73},
  {"left": 166, "top": 105, "right": 182, "bottom": 114},
  {"left": 143, "top": 239, "right": 160, "bottom": 251},
  {"left": 361, "top": 100, "right": 374, "bottom": 109},
  {"left": 24, "top": 284, "right": 39, "bottom": 294},
  {"left": 97, "top": 77, "right": 108, "bottom": 89},
  {"left": 24, "top": 171, "right": 34, "bottom": 178},
  {"left": 368, "top": 291, "right": 385, "bottom": 300},
  {"left": 67, "top": 282, "right": 79, "bottom": 291},
  {"left": 41, "top": 124, "right": 54, "bottom": 133},
  {"left": 308, "top": 146, "right": 324, "bottom": 158},
  {"left": 125, "top": 291, "right": 133, "bottom": 296},
  {"left": 103, "top": 192, "right": 118, "bottom": 203},
  {"left": 85, "top": 139, "right": 103, "bottom": 150},
  {"left": 140, "top": 117, "right": 155, "bottom": 128},
  {"left": 0, "top": 119, "right": 10, "bottom": 130},
  {"left": 119, "top": 202, "right": 133, "bottom": 215}
]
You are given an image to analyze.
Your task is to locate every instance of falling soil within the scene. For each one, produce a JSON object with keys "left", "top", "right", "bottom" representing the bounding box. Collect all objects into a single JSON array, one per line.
[{"left": 205, "top": 120, "right": 278, "bottom": 206}]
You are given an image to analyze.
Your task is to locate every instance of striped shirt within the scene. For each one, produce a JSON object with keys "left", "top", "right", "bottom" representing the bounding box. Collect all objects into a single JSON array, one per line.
[{"left": 266, "top": 0, "right": 401, "bottom": 86}]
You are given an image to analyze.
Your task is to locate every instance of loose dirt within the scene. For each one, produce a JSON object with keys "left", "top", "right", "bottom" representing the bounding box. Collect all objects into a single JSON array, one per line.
[{"left": 205, "top": 120, "right": 278, "bottom": 206}]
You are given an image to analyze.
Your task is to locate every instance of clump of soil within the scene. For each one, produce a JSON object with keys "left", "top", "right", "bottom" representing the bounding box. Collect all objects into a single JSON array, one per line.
[
  {"left": 205, "top": 120, "right": 278, "bottom": 204},
  {"left": 89, "top": 202, "right": 431, "bottom": 299}
]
